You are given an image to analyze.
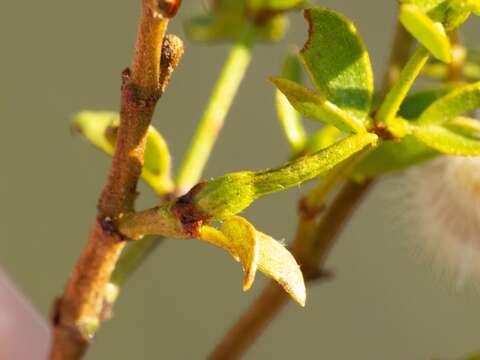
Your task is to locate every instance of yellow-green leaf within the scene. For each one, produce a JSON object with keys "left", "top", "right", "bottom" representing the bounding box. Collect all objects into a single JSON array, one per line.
[
  {"left": 184, "top": 14, "right": 288, "bottom": 43},
  {"left": 200, "top": 216, "right": 306, "bottom": 305},
  {"left": 399, "top": 0, "right": 477, "bottom": 29},
  {"left": 400, "top": 4, "right": 451, "bottom": 62},
  {"left": 399, "top": 87, "right": 453, "bottom": 119},
  {"left": 412, "top": 123, "right": 480, "bottom": 155},
  {"left": 73, "top": 111, "right": 174, "bottom": 194},
  {"left": 73, "top": 111, "right": 117, "bottom": 154},
  {"left": 275, "top": 54, "right": 307, "bottom": 154},
  {"left": 247, "top": 0, "right": 304, "bottom": 13},
  {"left": 201, "top": 220, "right": 259, "bottom": 291},
  {"left": 417, "top": 81, "right": 480, "bottom": 124},
  {"left": 257, "top": 231, "right": 306, "bottom": 306},
  {"left": 300, "top": 7, "right": 374, "bottom": 119},
  {"left": 272, "top": 78, "right": 366, "bottom": 133}
]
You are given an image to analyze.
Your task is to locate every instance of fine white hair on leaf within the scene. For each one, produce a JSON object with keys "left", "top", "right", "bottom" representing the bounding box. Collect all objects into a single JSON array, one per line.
[{"left": 405, "top": 156, "right": 480, "bottom": 286}]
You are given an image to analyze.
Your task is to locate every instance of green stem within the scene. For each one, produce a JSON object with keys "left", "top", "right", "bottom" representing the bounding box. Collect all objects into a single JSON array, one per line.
[
  {"left": 175, "top": 25, "right": 255, "bottom": 194},
  {"left": 106, "top": 236, "right": 164, "bottom": 305},
  {"left": 376, "top": 46, "right": 430, "bottom": 127}
]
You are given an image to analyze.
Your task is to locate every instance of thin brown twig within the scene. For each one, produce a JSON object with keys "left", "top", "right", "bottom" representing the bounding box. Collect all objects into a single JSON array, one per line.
[
  {"left": 447, "top": 30, "right": 466, "bottom": 83},
  {"left": 49, "top": 1, "right": 181, "bottom": 359},
  {"left": 208, "top": 19, "right": 414, "bottom": 360}
]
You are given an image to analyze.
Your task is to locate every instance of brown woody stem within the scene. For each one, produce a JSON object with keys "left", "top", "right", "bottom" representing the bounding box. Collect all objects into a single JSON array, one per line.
[
  {"left": 447, "top": 31, "right": 466, "bottom": 83},
  {"left": 208, "top": 20, "right": 414, "bottom": 360},
  {"left": 49, "top": 1, "right": 180, "bottom": 358}
]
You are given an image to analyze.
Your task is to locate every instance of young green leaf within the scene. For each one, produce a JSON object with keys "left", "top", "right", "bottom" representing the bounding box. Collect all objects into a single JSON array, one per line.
[
  {"left": 73, "top": 111, "right": 174, "bottom": 194},
  {"left": 399, "top": 87, "right": 453, "bottom": 119},
  {"left": 300, "top": 7, "right": 374, "bottom": 120},
  {"left": 272, "top": 78, "right": 366, "bottom": 133},
  {"left": 443, "top": 0, "right": 480, "bottom": 29},
  {"left": 399, "top": 0, "right": 477, "bottom": 31},
  {"left": 200, "top": 216, "right": 306, "bottom": 306},
  {"left": 184, "top": 0, "right": 293, "bottom": 43},
  {"left": 275, "top": 54, "right": 307, "bottom": 154},
  {"left": 446, "top": 116, "right": 480, "bottom": 136},
  {"left": 399, "top": 0, "right": 449, "bottom": 19},
  {"left": 411, "top": 123, "right": 480, "bottom": 155},
  {"left": 73, "top": 111, "right": 117, "bottom": 154},
  {"left": 247, "top": 0, "right": 304, "bottom": 13},
  {"left": 184, "top": 14, "right": 287, "bottom": 43},
  {"left": 193, "top": 132, "right": 377, "bottom": 219},
  {"left": 399, "top": 4, "right": 451, "bottom": 62},
  {"left": 417, "top": 81, "right": 480, "bottom": 124}
]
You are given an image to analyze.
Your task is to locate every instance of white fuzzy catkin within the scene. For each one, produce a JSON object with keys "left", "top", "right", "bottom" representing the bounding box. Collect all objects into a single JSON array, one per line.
[{"left": 408, "top": 156, "right": 480, "bottom": 284}]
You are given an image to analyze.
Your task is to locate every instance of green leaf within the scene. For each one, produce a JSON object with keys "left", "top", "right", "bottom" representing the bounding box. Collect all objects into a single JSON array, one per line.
[
  {"left": 300, "top": 7, "right": 374, "bottom": 119},
  {"left": 446, "top": 116, "right": 480, "bottom": 136},
  {"left": 399, "top": 0, "right": 450, "bottom": 20},
  {"left": 194, "top": 132, "right": 377, "bottom": 219},
  {"left": 185, "top": 0, "right": 303, "bottom": 44},
  {"left": 73, "top": 111, "right": 117, "bottom": 155},
  {"left": 184, "top": 0, "right": 291, "bottom": 43},
  {"left": 399, "top": 4, "right": 451, "bottom": 62},
  {"left": 399, "top": 87, "right": 453, "bottom": 119},
  {"left": 417, "top": 81, "right": 480, "bottom": 124},
  {"left": 73, "top": 111, "right": 174, "bottom": 194},
  {"left": 247, "top": 0, "right": 304, "bottom": 12},
  {"left": 184, "top": 14, "right": 288, "bottom": 43},
  {"left": 272, "top": 78, "right": 366, "bottom": 133},
  {"left": 412, "top": 123, "right": 480, "bottom": 155},
  {"left": 354, "top": 136, "right": 437, "bottom": 178},
  {"left": 275, "top": 53, "right": 307, "bottom": 154},
  {"left": 399, "top": 0, "right": 476, "bottom": 31}
]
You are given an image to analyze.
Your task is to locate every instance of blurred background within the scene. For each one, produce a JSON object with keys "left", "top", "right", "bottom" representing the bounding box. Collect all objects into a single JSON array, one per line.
[{"left": 1, "top": 1, "right": 480, "bottom": 359}]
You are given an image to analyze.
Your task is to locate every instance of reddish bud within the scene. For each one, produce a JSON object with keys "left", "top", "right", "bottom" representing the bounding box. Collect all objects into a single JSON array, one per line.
[{"left": 158, "top": 0, "right": 181, "bottom": 18}]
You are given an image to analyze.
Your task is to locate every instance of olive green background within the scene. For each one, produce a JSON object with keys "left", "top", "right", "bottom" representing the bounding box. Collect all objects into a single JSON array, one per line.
[{"left": 2, "top": 1, "right": 480, "bottom": 359}]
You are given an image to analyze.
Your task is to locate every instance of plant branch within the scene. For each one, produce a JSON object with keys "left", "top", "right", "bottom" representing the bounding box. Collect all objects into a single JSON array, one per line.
[
  {"left": 49, "top": 1, "right": 180, "bottom": 358},
  {"left": 447, "top": 30, "right": 466, "bottom": 83},
  {"left": 208, "top": 20, "right": 414, "bottom": 360},
  {"left": 175, "top": 24, "right": 256, "bottom": 194},
  {"left": 104, "top": 28, "right": 255, "bottom": 301}
]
